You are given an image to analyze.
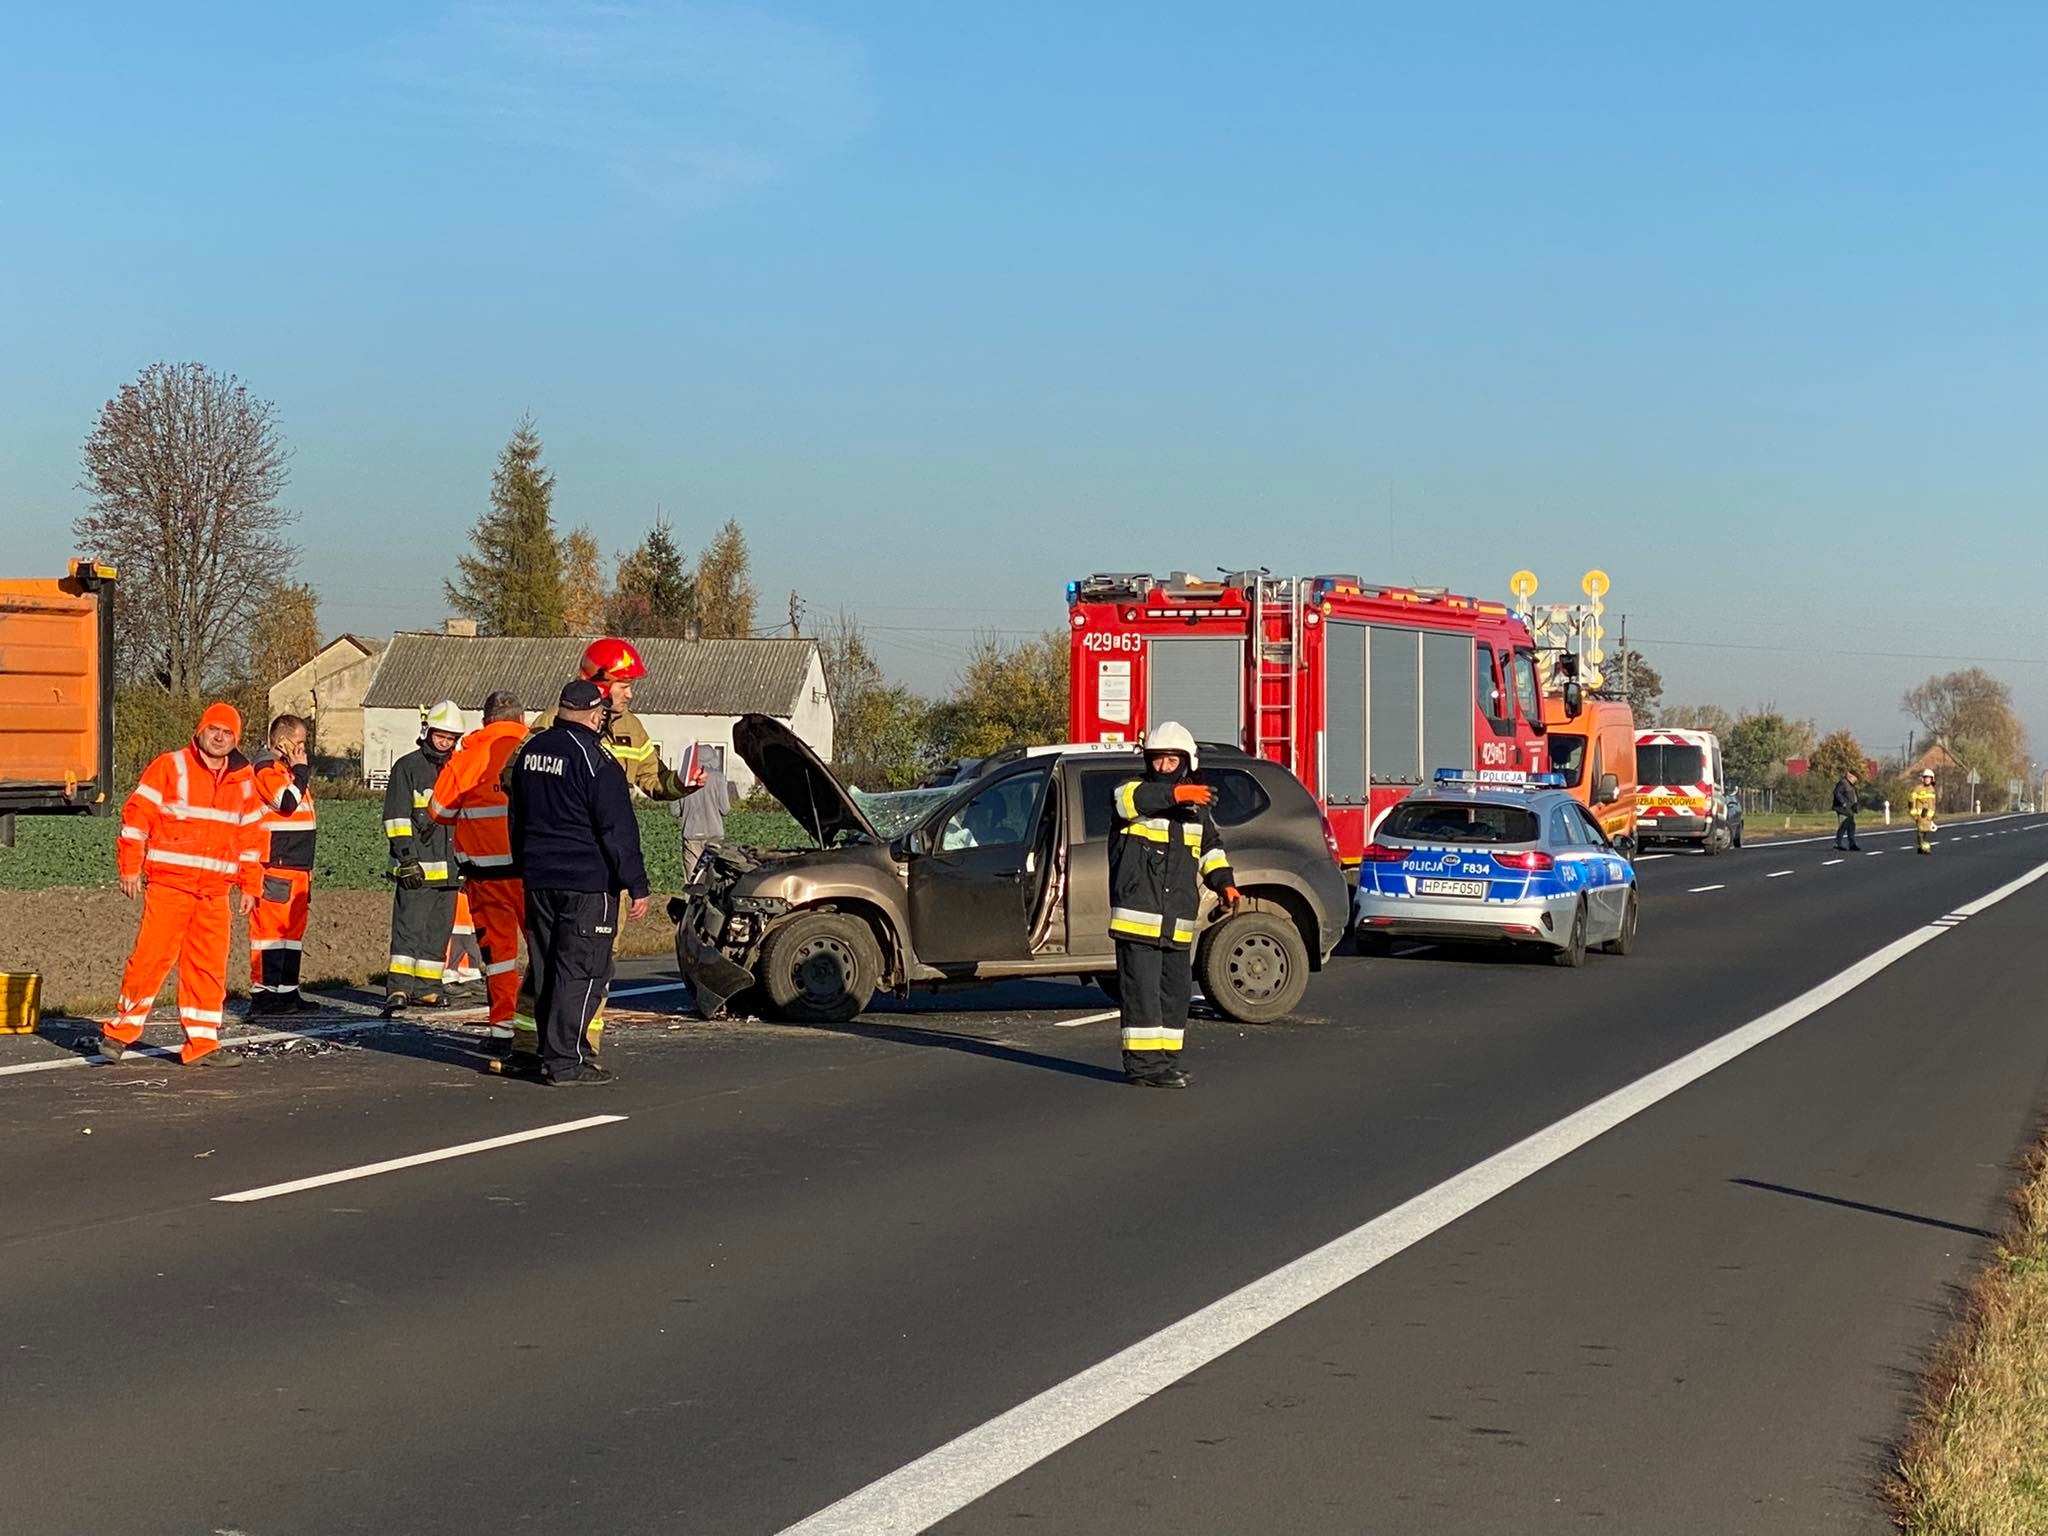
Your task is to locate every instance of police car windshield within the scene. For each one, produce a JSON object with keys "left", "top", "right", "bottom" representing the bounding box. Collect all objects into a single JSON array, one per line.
[
  {"left": 1381, "top": 801, "right": 1541, "bottom": 845},
  {"left": 1639, "top": 744, "right": 1704, "bottom": 784}
]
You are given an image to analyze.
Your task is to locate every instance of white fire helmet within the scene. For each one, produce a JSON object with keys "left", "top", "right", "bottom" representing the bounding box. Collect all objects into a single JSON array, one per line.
[
  {"left": 1144, "top": 720, "right": 1199, "bottom": 771},
  {"left": 423, "top": 699, "right": 465, "bottom": 736},
  {"left": 1920, "top": 768, "right": 1936, "bottom": 782}
]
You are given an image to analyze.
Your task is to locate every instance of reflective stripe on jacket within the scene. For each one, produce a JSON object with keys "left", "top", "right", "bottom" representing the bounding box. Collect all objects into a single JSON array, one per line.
[
  {"left": 430, "top": 720, "right": 529, "bottom": 875},
  {"left": 383, "top": 747, "right": 456, "bottom": 883},
  {"left": 1107, "top": 776, "right": 1234, "bottom": 950},
  {"left": 544, "top": 706, "right": 687, "bottom": 800},
  {"left": 120, "top": 745, "right": 265, "bottom": 897},
  {"left": 253, "top": 756, "right": 318, "bottom": 871}
]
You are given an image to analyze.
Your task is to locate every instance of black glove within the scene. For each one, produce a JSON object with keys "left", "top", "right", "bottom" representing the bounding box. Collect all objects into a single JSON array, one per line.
[{"left": 394, "top": 861, "right": 427, "bottom": 891}]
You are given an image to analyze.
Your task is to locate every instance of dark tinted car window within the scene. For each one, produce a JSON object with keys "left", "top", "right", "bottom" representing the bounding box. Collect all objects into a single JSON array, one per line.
[
  {"left": 1080, "top": 769, "right": 1127, "bottom": 841},
  {"left": 1549, "top": 732, "right": 1588, "bottom": 787},
  {"left": 1381, "top": 800, "right": 1540, "bottom": 845},
  {"left": 1575, "top": 804, "right": 1613, "bottom": 848},
  {"left": 1209, "top": 768, "right": 1272, "bottom": 827},
  {"left": 1551, "top": 805, "right": 1583, "bottom": 846},
  {"left": 1639, "top": 744, "right": 1705, "bottom": 784}
]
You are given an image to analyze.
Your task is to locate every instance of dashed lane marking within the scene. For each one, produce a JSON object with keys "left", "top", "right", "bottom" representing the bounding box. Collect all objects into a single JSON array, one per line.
[
  {"left": 1687, "top": 884, "right": 1725, "bottom": 893},
  {"left": 775, "top": 857, "right": 2048, "bottom": 1536},
  {"left": 213, "top": 1115, "right": 628, "bottom": 1203},
  {"left": 1822, "top": 859, "right": 1844, "bottom": 866},
  {"left": 1766, "top": 870, "right": 1794, "bottom": 879},
  {"left": 1053, "top": 1011, "right": 1121, "bottom": 1029}
]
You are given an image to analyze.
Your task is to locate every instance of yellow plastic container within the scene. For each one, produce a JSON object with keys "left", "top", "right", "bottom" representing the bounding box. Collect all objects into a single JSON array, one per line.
[{"left": 0, "top": 972, "right": 42, "bottom": 1033}]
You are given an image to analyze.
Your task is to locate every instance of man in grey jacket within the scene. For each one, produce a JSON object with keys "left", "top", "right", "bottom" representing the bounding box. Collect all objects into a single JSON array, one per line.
[{"left": 674, "top": 744, "right": 731, "bottom": 880}]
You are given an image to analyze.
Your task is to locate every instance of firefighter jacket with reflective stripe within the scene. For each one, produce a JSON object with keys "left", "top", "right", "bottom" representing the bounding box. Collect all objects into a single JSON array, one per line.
[
  {"left": 508, "top": 719, "right": 650, "bottom": 898},
  {"left": 383, "top": 747, "right": 456, "bottom": 884},
  {"left": 119, "top": 744, "right": 265, "bottom": 898},
  {"left": 430, "top": 720, "right": 528, "bottom": 877},
  {"left": 1107, "top": 776, "right": 1235, "bottom": 949},
  {"left": 252, "top": 756, "right": 317, "bottom": 871},
  {"left": 1910, "top": 785, "right": 1937, "bottom": 821},
  {"left": 544, "top": 705, "right": 688, "bottom": 800}
]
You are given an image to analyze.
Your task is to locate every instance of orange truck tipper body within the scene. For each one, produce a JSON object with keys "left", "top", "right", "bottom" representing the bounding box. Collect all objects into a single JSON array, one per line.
[{"left": 0, "top": 561, "right": 117, "bottom": 834}]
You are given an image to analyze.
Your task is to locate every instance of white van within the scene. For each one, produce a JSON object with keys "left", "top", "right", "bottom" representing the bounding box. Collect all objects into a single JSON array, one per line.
[{"left": 1634, "top": 728, "right": 1739, "bottom": 854}]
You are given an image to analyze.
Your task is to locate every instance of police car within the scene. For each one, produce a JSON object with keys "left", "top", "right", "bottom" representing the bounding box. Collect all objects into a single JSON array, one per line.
[{"left": 1353, "top": 771, "right": 1639, "bottom": 966}]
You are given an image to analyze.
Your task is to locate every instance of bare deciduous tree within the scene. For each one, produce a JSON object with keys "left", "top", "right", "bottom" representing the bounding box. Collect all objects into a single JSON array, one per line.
[{"left": 74, "top": 362, "right": 299, "bottom": 693}]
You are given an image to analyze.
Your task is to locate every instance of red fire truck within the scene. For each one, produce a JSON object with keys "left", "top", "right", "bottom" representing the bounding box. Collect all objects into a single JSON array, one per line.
[{"left": 1066, "top": 570, "right": 1559, "bottom": 867}]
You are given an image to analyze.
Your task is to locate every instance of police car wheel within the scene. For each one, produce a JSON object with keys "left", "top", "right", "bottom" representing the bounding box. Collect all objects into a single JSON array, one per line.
[
  {"left": 1550, "top": 900, "right": 1589, "bottom": 968},
  {"left": 759, "top": 912, "right": 879, "bottom": 1024},
  {"left": 1200, "top": 911, "right": 1310, "bottom": 1024},
  {"left": 1600, "top": 891, "right": 1639, "bottom": 956}
]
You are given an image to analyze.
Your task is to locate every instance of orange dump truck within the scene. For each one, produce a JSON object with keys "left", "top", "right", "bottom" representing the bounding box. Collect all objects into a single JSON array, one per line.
[{"left": 0, "top": 561, "right": 117, "bottom": 847}]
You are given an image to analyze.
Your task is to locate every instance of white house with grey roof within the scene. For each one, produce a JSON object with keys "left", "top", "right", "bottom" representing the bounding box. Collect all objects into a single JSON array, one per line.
[{"left": 359, "top": 632, "right": 833, "bottom": 795}]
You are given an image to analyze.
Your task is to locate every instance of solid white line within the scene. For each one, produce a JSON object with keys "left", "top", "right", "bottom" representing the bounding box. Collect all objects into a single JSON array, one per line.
[
  {"left": 1766, "top": 870, "right": 1793, "bottom": 879},
  {"left": 777, "top": 866, "right": 2048, "bottom": 1536},
  {"left": 1688, "top": 884, "right": 1725, "bottom": 893},
  {"left": 1053, "top": 1011, "right": 1121, "bottom": 1029},
  {"left": 213, "top": 1115, "right": 627, "bottom": 1203}
]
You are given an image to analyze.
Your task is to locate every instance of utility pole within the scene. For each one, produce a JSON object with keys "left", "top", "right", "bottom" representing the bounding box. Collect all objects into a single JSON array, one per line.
[
  {"left": 1617, "top": 614, "right": 1630, "bottom": 700},
  {"left": 789, "top": 590, "right": 802, "bottom": 639}
]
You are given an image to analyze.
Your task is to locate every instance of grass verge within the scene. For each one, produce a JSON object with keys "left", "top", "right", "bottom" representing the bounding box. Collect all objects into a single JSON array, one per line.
[{"left": 1889, "top": 1128, "right": 2048, "bottom": 1535}]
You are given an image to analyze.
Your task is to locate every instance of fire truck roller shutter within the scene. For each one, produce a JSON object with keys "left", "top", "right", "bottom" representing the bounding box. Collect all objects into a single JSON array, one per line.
[
  {"left": 1422, "top": 630, "right": 1475, "bottom": 778},
  {"left": 1144, "top": 637, "right": 1244, "bottom": 750},
  {"left": 1326, "top": 623, "right": 1366, "bottom": 803}
]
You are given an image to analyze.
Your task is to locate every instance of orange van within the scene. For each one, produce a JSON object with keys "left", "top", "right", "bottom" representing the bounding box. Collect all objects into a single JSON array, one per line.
[{"left": 1541, "top": 695, "right": 1639, "bottom": 857}]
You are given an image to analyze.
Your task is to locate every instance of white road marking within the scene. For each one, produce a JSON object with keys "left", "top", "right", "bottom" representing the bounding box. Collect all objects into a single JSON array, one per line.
[
  {"left": 1766, "top": 870, "right": 1793, "bottom": 879},
  {"left": 1822, "top": 859, "right": 1844, "bottom": 867},
  {"left": 0, "top": 981, "right": 691, "bottom": 1081},
  {"left": 1634, "top": 853, "right": 1673, "bottom": 862},
  {"left": 213, "top": 1115, "right": 627, "bottom": 1203},
  {"left": 1867, "top": 850, "right": 1885, "bottom": 856},
  {"left": 776, "top": 856, "right": 2048, "bottom": 1536},
  {"left": 1053, "top": 1011, "right": 1120, "bottom": 1029},
  {"left": 1688, "top": 884, "right": 1725, "bottom": 893}
]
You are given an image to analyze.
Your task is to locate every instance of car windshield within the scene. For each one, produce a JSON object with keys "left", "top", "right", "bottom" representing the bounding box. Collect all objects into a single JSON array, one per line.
[
  {"left": 1639, "top": 744, "right": 1705, "bottom": 785},
  {"left": 1548, "top": 732, "right": 1588, "bottom": 787},
  {"left": 850, "top": 787, "right": 955, "bottom": 840},
  {"left": 1381, "top": 800, "right": 1541, "bottom": 845}
]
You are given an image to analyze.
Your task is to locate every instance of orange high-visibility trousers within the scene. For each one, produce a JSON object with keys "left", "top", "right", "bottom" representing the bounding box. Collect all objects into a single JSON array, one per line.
[
  {"left": 445, "top": 890, "right": 486, "bottom": 986},
  {"left": 249, "top": 868, "right": 311, "bottom": 1002},
  {"left": 105, "top": 884, "right": 232, "bottom": 1064},
  {"left": 467, "top": 876, "right": 531, "bottom": 1044}
]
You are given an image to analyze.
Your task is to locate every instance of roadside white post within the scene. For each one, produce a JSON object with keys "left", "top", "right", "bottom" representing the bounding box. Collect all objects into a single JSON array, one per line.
[{"left": 1884, "top": 799, "right": 1891, "bottom": 824}]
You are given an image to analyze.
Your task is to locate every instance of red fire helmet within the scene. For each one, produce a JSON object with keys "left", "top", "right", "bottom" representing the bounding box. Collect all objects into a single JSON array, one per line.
[{"left": 580, "top": 637, "right": 648, "bottom": 694}]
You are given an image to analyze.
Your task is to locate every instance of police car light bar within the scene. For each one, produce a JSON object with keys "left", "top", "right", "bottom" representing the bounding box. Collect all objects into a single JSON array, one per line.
[{"left": 1432, "top": 768, "right": 1567, "bottom": 788}]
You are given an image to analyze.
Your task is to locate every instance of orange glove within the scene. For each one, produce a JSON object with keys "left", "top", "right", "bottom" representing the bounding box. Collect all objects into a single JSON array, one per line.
[
  {"left": 1221, "top": 886, "right": 1242, "bottom": 909},
  {"left": 1171, "top": 783, "right": 1214, "bottom": 806}
]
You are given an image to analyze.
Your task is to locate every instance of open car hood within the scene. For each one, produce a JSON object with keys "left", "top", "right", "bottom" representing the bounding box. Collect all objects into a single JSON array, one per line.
[{"left": 732, "top": 714, "right": 880, "bottom": 847}]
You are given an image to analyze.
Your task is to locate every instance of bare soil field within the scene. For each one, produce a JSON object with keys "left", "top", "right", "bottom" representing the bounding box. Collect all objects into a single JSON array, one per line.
[{"left": 0, "top": 888, "right": 675, "bottom": 1014}]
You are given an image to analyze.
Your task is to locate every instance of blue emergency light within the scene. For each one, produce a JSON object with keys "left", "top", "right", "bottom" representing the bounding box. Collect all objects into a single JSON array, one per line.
[{"left": 1432, "top": 768, "right": 1567, "bottom": 788}]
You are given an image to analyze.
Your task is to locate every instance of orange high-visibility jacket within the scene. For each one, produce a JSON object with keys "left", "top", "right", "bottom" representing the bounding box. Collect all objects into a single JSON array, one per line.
[
  {"left": 120, "top": 744, "right": 265, "bottom": 897},
  {"left": 252, "top": 756, "right": 318, "bottom": 871},
  {"left": 428, "top": 720, "right": 529, "bottom": 875}
]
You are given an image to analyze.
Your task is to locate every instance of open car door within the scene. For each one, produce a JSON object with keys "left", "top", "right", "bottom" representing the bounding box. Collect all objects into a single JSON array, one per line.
[{"left": 907, "top": 764, "right": 1054, "bottom": 968}]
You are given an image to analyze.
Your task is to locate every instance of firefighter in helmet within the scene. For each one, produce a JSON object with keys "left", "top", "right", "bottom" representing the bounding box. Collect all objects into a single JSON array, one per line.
[
  {"left": 1910, "top": 768, "right": 1938, "bottom": 854},
  {"left": 560, "top": 638, "right": 697, "bottom": 803},
  {"left": 1107, "top": 721, "right": 1239, "bottom": 1089},
  {"left": 382, "top": 700, "right": 466, "bottom": 1013}
]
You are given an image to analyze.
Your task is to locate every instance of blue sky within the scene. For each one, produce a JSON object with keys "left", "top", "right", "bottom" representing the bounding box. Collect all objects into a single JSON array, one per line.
[{"left": 4, "top": 2, "right": 2046, "bottom": 763}]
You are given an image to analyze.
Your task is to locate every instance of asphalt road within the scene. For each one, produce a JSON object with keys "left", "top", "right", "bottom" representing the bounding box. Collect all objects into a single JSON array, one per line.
[{"left": 4, "top": 815, "right": 2045, "bottom": 1535}]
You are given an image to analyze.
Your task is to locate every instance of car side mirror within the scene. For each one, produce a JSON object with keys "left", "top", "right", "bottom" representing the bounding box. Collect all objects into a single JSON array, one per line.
[
  {"left": 1563, "top": 681, "right": 1585, "bottom": 719},
  {"left": 1597, "top": 772, "right": 1619, "bottom": 805}
]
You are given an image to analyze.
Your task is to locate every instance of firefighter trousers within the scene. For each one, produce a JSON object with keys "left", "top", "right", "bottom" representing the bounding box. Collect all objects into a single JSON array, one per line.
[
  {"left": 387, "top": 883, "right": 457, "bottom": 1002},
  {"left": 106, "top": 884, "right": 231, "bottom": 1064},
  {"left": 524, "top": 888, "right": 618, "bottom": 1078},
  {"left": 1117, "top": 938, "right": 1193, "bottom": 1078},
  {"left": 250, "top": 868, "right": 312, "bottom": 1007},
  {"left": 467, "top": 876, "right": 535, "bottom": 1047}
]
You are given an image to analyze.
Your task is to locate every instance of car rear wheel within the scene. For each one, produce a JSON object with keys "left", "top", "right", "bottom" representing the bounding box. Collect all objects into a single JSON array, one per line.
[
  {"left": 1200, "top": 911, "right": 1310, "bottom": 1024},
  {"left": 1600, "top": 891, "right": 1638, "bottom": 956},
  {"left": 758, "top": 911, "right": 879, "bottom": 1024},
  {"left": 1551, "top": 899, "right": 1589, "bottom": 968}
]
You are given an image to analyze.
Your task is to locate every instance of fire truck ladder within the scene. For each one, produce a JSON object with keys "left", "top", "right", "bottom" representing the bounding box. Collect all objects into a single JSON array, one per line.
[{"left": 1250, "top": 574, "right": 1302, "bottom": 776}]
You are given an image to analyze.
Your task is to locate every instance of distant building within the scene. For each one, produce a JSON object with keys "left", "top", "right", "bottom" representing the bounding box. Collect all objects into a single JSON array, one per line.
[
  {"left": 268, "top": 635, "right": 387, "bottom": 760},
  {"left": 358, "top": 632, "right": 833, "bottom": 794}
]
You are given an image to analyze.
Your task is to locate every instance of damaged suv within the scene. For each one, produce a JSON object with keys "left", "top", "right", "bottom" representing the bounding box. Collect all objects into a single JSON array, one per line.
[{"left": 674, "top": 716, "right": 1350, "bottom": 1026}]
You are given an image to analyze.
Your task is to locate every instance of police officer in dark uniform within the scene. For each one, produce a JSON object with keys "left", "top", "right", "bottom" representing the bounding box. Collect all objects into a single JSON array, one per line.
[
  {"left": 1108, "top": 721, "right": 1239, "bottom": 1089},
  {"left": 506, "top": 680, "right": 650, "bottom": 1086}
]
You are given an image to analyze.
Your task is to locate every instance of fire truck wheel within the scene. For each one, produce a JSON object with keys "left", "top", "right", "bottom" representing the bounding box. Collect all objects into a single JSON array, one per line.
[
  {"left": 1199, "top": 911, "right": 1310, "bottom": 1024},
  {"left": 758, "top": 911, "right": 879, "bottom": 1024}
]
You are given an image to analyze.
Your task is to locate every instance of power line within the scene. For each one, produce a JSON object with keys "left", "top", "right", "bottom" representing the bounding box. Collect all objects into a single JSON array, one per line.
[{"left": 1637, "top": 636, "right": 2048, "bottom": 667}]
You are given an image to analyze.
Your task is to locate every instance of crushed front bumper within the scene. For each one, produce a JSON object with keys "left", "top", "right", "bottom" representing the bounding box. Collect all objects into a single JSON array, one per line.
[{"left": 670, "top": 895, "right": 757, "bottom": 1015}]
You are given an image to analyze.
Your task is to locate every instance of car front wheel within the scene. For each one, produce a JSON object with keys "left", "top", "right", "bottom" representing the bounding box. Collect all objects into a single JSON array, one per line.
[
  {"left": 758, "top": 911, "right": 880, "bottom": 1024},
  {"left": 1199, "top": 910, "right": 1311, "bottom": 1024}
]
